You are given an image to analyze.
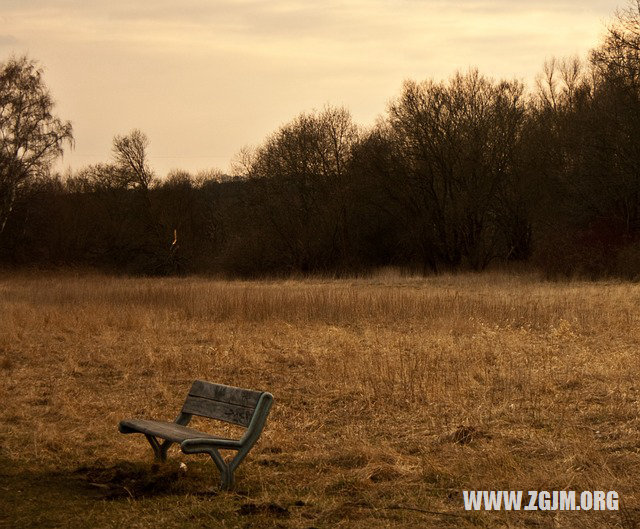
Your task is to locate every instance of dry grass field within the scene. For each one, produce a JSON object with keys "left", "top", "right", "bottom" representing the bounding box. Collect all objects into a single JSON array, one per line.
[{"left": 1, "top": 270, "right": 639, "bottom": 528}]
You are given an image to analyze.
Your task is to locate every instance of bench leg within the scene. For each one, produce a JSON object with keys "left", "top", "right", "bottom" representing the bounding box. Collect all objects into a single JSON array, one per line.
[
  {"left": 208, "top": 445, "right": 253, "bottom": 489},
  {"left": 144, "top": 435, "right": 174, "bottom": 462},
  {"left": 181, "top": 443, "right": 251, "bottom": 490},
  {"left": 206, "top": 447, "right": 234, "bottom": 490},
  {"left": 160, "top": 440, "right": 174, "bottom": 461}
]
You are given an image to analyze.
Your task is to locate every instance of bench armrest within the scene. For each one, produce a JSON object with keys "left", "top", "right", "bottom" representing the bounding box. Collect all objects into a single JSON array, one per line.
[
  {"left": 239, "top": 392, "right": 274, "bottom": 446},
  {"left": 181, "top": 437, "right": 243, "bottom": 452}
]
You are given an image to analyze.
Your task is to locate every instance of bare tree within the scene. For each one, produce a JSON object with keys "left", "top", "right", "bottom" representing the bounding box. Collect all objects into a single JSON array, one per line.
[
  {"left": 0, "top": 56, "right": 73, "bottom": 235},
  {"left": 112, "top": 129, "right": 154, "bottom": 190},
  {"left": 386, "top": 70, "right": 527, "bottom": 270},
  {"left": 247, "top": 106, "right": 359, "bottom": 271},
  {"left": 591, "top": 0, "right": 640, "bottom": 89},
  {"left": 67, "top": 163, "right": 131, "bottom": 192}
]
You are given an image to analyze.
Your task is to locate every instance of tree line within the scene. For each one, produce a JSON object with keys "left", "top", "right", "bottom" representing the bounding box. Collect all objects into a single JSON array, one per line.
[{"left": 2, "top": 2, "right": 640, "bottom": 278}]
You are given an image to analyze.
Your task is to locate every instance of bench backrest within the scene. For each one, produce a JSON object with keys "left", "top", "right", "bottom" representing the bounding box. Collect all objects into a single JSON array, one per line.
[{"left": 181, "top": 380, "right": 265, "bottom": 427}]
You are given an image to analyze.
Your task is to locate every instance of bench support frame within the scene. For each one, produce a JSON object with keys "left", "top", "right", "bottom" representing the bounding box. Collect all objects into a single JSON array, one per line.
[{"left": 180, "top": 393, "right": 273, "bottom": 489}]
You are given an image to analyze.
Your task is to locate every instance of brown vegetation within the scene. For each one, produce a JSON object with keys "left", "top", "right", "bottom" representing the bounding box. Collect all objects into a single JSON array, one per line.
[{"left": 1, "top": 271, "right": 639, "bottom": 528}]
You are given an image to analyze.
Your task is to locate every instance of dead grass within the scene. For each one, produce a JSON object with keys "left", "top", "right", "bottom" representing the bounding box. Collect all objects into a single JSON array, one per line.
[{"left": 1, "top": 270, "right": 639, "bottom": 528}]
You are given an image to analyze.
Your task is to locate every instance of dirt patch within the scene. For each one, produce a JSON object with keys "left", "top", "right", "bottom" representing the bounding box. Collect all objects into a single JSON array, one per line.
[
  {"left": 238, "top": 501, "right": 290, "bottom": 517},
  {"left": 73, "top": 461, "right": 208, "bottom": 499}
]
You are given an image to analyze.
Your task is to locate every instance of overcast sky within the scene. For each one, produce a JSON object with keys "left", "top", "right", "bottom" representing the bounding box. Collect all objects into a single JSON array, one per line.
[{"left": 1, "top": 0, "right": 621, "bottom": 177}]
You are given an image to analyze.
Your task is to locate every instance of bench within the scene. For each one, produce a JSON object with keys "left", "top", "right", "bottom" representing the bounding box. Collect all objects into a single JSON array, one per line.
[{"left": 119, "top": 380, "right": 274, "bottom": 489}]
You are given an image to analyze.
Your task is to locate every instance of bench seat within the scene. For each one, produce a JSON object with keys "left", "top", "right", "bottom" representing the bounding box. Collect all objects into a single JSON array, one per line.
[{"left": 119, "top": 419, "right": 241, "bottom": 447}]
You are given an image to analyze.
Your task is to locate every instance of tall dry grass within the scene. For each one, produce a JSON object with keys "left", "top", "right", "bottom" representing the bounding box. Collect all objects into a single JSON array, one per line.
[{"left": 1, "top": 271, "right": 639, "bottom": 528}]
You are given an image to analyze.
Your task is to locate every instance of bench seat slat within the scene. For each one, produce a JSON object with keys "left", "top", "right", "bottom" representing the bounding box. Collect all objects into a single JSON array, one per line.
[
  {"left": 119, "top": 419, "right": 241, "bottom": 447},
  {"left": 182, "top": 395, "right": 254, "bottom": 427}
]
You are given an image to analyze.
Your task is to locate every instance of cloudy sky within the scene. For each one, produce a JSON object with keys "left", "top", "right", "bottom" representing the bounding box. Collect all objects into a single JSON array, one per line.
[{"left": 1, "top": 0, "right": 620, "bottom": 177}]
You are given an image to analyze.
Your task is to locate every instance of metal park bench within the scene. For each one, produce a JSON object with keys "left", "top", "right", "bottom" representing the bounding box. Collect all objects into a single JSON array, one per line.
[{"left": 119, "top": 380, "right": 274, "bottom": 489}]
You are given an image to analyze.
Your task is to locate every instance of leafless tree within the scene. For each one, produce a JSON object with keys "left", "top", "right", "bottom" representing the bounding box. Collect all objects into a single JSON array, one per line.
[
  {"left": 0, "top": 56, "right": 73, "bottom": 235},
  {"left": 591, "top": 0, "right": 640, "bottom": 89},
  {"left": 247, "top": 106, "right": 359, "bottom": 270},
  {"left": 386, "top": 70, "right": 527, "bottom": 270},
  {"left": 112, "top": 129, "right": 154, "bottom": 190}
]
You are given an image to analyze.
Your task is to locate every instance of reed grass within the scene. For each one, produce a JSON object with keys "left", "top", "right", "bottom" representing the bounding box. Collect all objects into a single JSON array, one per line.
[{"left": 1, "top": 270, "right": 638, "bottom": 528}]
